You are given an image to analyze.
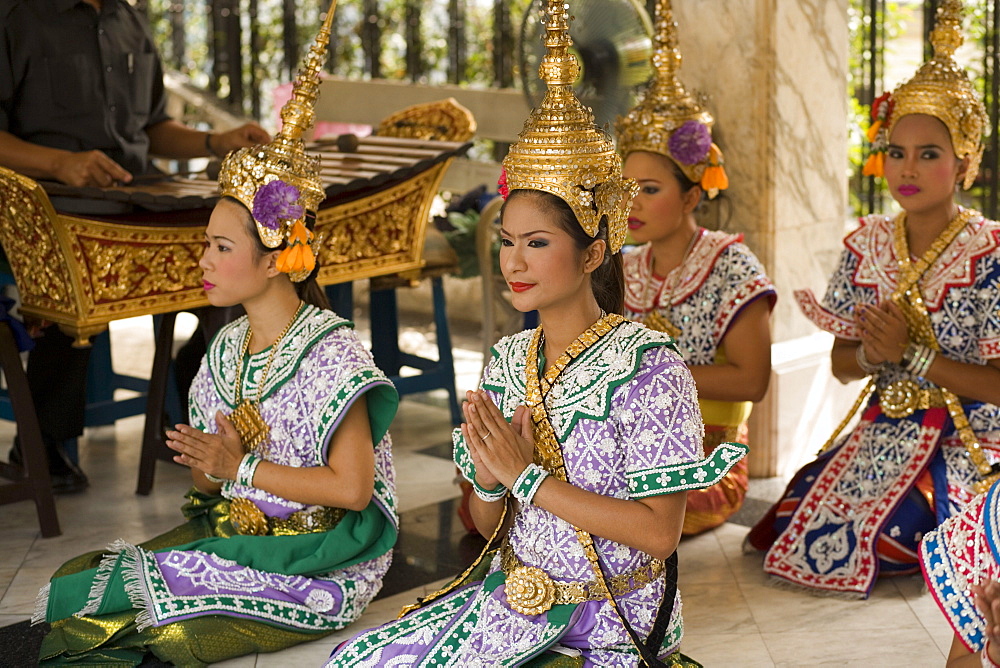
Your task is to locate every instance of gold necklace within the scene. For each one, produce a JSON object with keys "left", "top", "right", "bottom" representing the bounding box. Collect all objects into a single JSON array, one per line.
[
  {"left": 891, "top": 208, "right": 975, "bottom": 344},
  {"left": 525, "top": 313, "right": 626, "bottom": 474},
  {"left": 889, "top": 208, "right": 994, "bottom": 484},
  {"left": 229, "top": 301, "right": 305, "bottom": 455},
  {"left": 640, "top": 229, "right": 701, "bottom": 339}
]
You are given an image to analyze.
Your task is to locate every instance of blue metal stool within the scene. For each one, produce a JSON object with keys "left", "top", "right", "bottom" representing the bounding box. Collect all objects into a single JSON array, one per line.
[
  {"left": 327, "top": 226, "right": 462, "bottom": 426},
  {"left": 0, "top": 327, "right": 151, "bottom": 427},
  {"left": 0, "top": 271, "right": 151, "bottom": 427}
]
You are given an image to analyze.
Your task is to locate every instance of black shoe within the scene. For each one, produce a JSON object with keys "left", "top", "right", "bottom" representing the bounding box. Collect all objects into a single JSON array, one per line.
[
  {"left": 48, "top": 440, "right": 88, "bottom": 494},
  {"left": 10, "top": 437, "right": 88, "bottom": 494}
]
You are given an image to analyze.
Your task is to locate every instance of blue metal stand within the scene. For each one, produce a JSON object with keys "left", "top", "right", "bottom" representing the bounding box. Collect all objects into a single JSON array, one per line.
[
  {"left": 330, "top": 279, "right": 462, "bottom": 426},
  {"left": 0, "top": 328, "right": 151, "bottom": 426}
]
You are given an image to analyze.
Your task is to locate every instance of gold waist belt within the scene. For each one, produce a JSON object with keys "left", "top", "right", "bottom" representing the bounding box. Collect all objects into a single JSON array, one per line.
[
  {"left": 500, "top": 540, "right": 664, "bottom": 616},
  {"left": 229, "top": 497, "right": 346, "bottom": 536},
  {"left": 879, "top": 380, "right": 946, "bottom": 419}
]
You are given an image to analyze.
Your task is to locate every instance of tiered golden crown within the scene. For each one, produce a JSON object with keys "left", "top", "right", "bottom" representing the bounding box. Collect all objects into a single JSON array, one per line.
[
  {"left": 217, "top": 1, "right": 335, "bottom": 279},
  {"left": 866, "top": 0, "right": 986, "bottom": 189},
  {"left": 615, "top": 0, "right": 728, "bottom": 197},
  {"left": 501, "top": 0, "right": 637, "bottom": 254}
]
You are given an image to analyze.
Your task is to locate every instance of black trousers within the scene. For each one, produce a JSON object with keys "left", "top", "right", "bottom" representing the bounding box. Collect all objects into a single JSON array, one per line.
[
  {"left": 25, "top": 325, "right": 89, "bottom": 445},
  {"left": 174, "top": 306, "right": 244, "bottom": 415},
  {"left": 23, "top": 306, "right": 244, "bottom": 445}
]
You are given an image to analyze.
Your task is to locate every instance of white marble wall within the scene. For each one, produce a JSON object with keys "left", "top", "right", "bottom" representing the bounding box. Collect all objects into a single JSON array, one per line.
[
  {"left": 674, "top": 0, "right": 849, "bottom": 343},
  {"left": 672, "top": 0, "right": 855, "bottom": 474}
]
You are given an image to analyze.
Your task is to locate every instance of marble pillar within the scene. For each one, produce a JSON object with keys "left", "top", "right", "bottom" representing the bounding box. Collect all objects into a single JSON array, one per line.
[{"left": 673, "top": 0, "right": 861, "bottom": 476}]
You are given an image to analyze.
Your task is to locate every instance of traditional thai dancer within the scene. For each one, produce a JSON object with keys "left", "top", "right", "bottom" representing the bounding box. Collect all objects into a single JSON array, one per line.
[
  {"left": 325, "top": 2, "right": 746, "bottom": 666},
  {"left": 616, "top": 0, "right": 775, "bottom": 536},
  {"left": 747, "top": 0, "right": 1000, "bottom": 599},
  {"left": 32, "top": 8, "right": 399, "bottom": 665},
  {"left": 920, "top": 482, "right": 1000, "bottom": 667}
]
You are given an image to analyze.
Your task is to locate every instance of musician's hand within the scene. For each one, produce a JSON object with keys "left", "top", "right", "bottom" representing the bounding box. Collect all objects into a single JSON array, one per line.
[
  {"left": 214, "top": 123, "right": 271, "bottom": 156},
  {"left": 858, "top": 300, "right": 909, "bottom": 365},
  {"left": 52, "top": 150, "right": 132, "bottom": 187},
  {"left": 165, "top": 410, "right": 245, "bottom": 481}
]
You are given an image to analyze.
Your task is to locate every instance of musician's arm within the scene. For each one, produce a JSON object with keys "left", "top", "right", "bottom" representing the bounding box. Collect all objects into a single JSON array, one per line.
[
  {"left": 146, "top": 120, "right": 271, "bottom": 161},
  {"left": 0, "top": 130, "right": 132, "bottom": 187}
]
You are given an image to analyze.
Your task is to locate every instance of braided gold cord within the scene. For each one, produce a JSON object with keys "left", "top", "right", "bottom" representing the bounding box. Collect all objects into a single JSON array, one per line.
[{"left": 891, "top": 211, "right": 992, "bottom": 477}]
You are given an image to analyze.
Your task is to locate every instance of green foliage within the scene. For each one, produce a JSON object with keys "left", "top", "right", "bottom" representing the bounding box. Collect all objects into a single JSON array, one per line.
[
  {"left": 442, "top": 209, "right": 500, "bottom": 279},
  {"left": 146, "top": 0, "right": 528, "bottom": 119},
  {"left": 847, "top": 0, "right": 908, "bottom": 217}
]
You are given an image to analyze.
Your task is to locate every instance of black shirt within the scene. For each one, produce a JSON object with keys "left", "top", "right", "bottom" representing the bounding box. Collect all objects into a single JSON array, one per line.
[{"left": 0, "top": 0, "right": 171, "bottom": 175}]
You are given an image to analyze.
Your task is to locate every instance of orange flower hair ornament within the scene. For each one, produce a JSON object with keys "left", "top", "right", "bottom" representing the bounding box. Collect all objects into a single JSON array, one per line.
[
  {"left": 251, "top": 180, "right": 321, "bottom": 282},
  {"left": 862, "top": 92, "right": 893, "bottom": 178},
  {"left": 275, "top": 218, "right": 319, "bottom": 279},
  {"left": 701, "top": 144, "right": 729, "bottom": 197}
]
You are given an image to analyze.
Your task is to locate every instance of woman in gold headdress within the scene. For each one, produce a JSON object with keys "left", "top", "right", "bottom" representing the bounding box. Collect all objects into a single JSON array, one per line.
[
  {"left": 31, "top": 9, "right": 399, "bottom": 665},
  {"left": 616, "top": 0, "right": 775, "bottom": 537},
  {"left": 325, "top": 3, "right": 745, "bottom": 667},
  {"left": 747, "top": 0, "right": 1000, "bottom": 599}
]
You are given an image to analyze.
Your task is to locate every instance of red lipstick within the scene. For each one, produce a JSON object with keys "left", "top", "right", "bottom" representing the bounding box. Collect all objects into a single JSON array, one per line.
[{"left": 509, "top": 282, "right": 534, "bottom": 293}]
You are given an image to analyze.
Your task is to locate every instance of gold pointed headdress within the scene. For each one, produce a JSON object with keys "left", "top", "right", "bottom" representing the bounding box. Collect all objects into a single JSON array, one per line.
[
  {"left": 864, "top": 0, "right": 986, "bottom": 189},
  {"left": 501, "top": 0, "right": 637, "bottom": 254},
  {"left": 615, "top": 0, "right": 728, "bottom": 197},
  {"left": 217, "top": 1, "right": 337, "bottom": 281}
]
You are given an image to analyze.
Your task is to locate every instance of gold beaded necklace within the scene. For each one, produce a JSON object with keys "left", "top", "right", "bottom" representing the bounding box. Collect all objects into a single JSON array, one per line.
[
  {"left": 228, "top": 301, "right": 305, "bottom": 455},
  {"left": 890, "top": 208, "right": 995, "bottom": 486}
]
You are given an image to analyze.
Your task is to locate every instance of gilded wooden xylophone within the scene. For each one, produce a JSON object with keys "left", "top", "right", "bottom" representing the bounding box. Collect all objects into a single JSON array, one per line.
[{"left": 0, "top": 133, "right": 471, "bottom": 345}]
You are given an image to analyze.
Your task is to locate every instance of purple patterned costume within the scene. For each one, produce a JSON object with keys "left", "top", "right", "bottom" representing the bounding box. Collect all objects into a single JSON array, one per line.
[
  {"left": 34, "top": 305, "right": 399, "bottom": 665},
  {"left": 327, "top": 319, "right": 746, "bottom": 667}
]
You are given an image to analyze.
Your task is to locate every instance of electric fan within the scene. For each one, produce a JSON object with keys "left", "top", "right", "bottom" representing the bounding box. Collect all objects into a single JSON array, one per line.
[{"left": 518, "top": 0, "right": 654, "bottom": 130}]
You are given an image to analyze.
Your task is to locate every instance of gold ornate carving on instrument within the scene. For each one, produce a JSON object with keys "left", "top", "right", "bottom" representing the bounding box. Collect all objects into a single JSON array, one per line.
[
  {"left": 0, "top": 100, "right": 472, "bottom": 345},
  {"left": 376, "top": 97, "right": 478, "bottom": 143}
]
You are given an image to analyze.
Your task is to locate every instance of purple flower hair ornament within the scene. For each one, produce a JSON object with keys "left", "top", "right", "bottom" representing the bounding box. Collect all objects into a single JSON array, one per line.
[
  {"left": 668, "top": 120, "right": 712, "bottom": 166},
  {"left": 252, "top": 179, "right": 304, "bottom": 230}
]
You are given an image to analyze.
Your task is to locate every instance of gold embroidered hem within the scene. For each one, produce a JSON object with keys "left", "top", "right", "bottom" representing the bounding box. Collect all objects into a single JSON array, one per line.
[
  {"left": 230, "top": 497, "right": 347, "bottom": 536},
  {"left": 500, "top": 539, "right": 664, "bottom": 613}
]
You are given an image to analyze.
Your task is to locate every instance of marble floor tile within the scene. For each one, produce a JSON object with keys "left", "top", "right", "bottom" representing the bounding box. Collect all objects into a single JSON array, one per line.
[
  {"left": 893, "top": 574, "right": 958, "bottom": 656},
  {"left": 676, "top": 531, "right": 737, "bottom": 586},
  {"left": 680, "top": 632, "right": 774, "bottom": 666},
  {"left": 737, "top": 577, "right": 926, "bottom": 635},
  {"left": 0, "top": 614, "right": 28, "bottom": 627},
  {"left": 681, "top": 581, "right": 757, "bottom": 636},
  {"left": 393, "top": 450, "right": 461, "bottom": 513},
  {"left": 0, "top": 568, "right": 20, "bottom": 601},
  {"left": 760, "top": 626, "right": 945, "bottom": 666},
  {"left": 0, "top": 567, "right": 51, "bottom": 616}
]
